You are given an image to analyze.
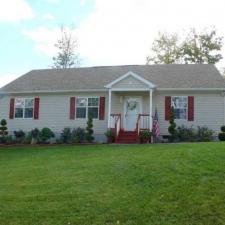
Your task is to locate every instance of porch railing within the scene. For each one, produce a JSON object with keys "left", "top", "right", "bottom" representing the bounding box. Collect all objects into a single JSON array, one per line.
[
  {"left": 136, "top": 114, "right": 150, "bottom": 137},
  {"left": 110, "top": 113, "right": 121, "bottom": 142}
]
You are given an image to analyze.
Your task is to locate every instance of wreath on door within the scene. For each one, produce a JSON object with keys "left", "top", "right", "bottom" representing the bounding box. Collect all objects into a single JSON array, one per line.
[{"left": 127, "top": 101, "right": 137, "bottom": 110}]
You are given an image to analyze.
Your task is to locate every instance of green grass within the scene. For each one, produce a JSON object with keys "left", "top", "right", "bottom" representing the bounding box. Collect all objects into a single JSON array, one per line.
[{"left": 0, "top": 143, "right": 225, "bottom": 225}]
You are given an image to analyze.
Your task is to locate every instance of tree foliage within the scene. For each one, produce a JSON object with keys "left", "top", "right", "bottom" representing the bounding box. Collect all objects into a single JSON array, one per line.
[
  {"left": 147, "top": 27, "right": 223, "bottom": 65},
  {"left": 52, "top": 26, "right": 80, "bottom": 69},
  {"left": 146, "top": 32, "right": 181, "bottom": 64}
]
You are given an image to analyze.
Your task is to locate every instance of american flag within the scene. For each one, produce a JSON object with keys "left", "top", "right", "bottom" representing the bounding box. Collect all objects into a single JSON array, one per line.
[{"left": 153, "top": 108, "right": 160, "bottom": 141}]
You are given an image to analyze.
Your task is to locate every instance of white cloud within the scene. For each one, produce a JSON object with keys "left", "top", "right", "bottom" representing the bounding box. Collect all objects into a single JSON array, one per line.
[
  {"left": 0, "top": 0, "right": 35, "bottom": 22},
  {"left": 22, "top": 0, "right": 225, "bottom": 67},
  {"left": 76, "top": 0, "right": 225, "bottom": 66},
  {"left": 22, "top": 26, "right": 77, "bottom": 57},
  {"left": 0, "top": 74, "right": 21, "bottom": 88},
  {"left": 41, "top": 13, "right": 55, "bottom": 20},
  {"left": 22, "top": 27, "right": 59, "bottom": 56}
]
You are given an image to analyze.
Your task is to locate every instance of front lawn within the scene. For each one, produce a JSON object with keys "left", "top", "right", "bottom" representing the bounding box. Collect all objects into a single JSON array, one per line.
[{"left": 0, "top": 143, "right": 225, "bottom": 225}]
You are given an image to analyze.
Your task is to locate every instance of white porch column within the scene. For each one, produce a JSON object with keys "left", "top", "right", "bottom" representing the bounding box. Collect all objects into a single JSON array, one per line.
[
  {"left": 108, "top": 89, "right": 112, "bottom": 128},
  {"left": 149, "top": 89, "right": 153, "bottom": 131}
]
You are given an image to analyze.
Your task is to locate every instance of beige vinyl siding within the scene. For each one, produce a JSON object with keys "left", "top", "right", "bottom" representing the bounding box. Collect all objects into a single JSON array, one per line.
[
  {"left": 112, "top": 76, "right": 149, "bottom": 89},
  {"left": 0, "top": 90, "right": 224, "bottom": 138},
  {"left": 0, "top": 92, "right": 108, "bottom": 135},
  {"left": 154, "top": 91, "right": 224, "bottom": 135}
]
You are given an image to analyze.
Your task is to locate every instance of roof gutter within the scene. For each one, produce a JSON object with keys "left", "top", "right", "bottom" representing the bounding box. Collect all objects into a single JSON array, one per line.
[{"left": 0, "top": 89, "right": 108, "bottom": 95}]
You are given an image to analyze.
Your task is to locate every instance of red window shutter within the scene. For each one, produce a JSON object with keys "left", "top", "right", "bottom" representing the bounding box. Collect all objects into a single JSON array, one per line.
[
  {"left": 99, "top": 97, "right": 105, "bottom": 120},
  {"left": 34, "top": 97, "right": 40, "bottom": 119},
  {"left": 188, "top": 96, "right": 194, "bottom": 121},
  {"left": 70, "top": 97, "right": 76, "bottom": 120},
  {"left": 9, "top": 98, "right": 15, "bottom": 119},
  {"left": 165, "top": 96, "right": 171, "bottom": 121}
]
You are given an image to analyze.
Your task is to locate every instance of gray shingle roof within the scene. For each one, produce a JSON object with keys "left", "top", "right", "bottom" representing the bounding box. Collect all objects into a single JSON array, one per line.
[{"left": 1, "top": 64, "right": 224, "bottom": 93}]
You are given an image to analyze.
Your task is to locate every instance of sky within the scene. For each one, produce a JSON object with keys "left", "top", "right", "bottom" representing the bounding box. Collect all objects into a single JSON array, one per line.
[{"left": 0, "top": 0, "right": 225, "bottom": 87}]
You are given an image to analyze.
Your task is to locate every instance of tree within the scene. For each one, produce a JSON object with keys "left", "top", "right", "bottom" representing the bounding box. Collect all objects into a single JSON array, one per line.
[
  {"left": 52, "top": 26, "right": 80, "bottom": 69},
  {"left": 146, "top": 32, "right": 181, "bottom": 64},
  {"left": 182, "top": 28, "right": 223, "bottom": 64},
  {"left": 146, "top": 27, "right": 223, "bottom": 64},
  {"left": 85, "top": 116, "right": 94, "bottom": 142}
]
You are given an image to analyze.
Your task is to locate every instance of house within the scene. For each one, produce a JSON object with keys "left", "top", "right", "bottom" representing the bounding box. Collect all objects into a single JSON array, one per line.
[{"left": 0, "top": 64, "right": 225, "bottom": 143}]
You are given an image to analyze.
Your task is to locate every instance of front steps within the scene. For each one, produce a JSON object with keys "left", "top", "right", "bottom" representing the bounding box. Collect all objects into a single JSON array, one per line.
[{"left": 116, "top": 131, "right": 137, "bottom": 144}]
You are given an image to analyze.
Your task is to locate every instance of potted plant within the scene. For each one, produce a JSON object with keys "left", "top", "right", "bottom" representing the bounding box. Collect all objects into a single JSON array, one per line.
[
  {"left": 140, "top": 130, "right": 152, "bottom": 143},
  {"left": 104, "top": 129, "right": 115, "bottom": 143}
]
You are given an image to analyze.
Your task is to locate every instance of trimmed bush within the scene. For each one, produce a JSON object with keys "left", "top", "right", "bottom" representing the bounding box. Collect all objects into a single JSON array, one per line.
[
  {"left": 85, "top": 117, "right": 94, "bottom": 142},
  {"left": 218, "top": 125, "right": 225, "bottom": 141},
  {"left": 177, "top": 125, "right": 214, "bottom": 142},
  {"left": 221, "top": 126, "right": 225, "bottom": 133},
  {"left": 177, "top": 125, "right": 196, "bottom": 142},
  {"left": 168, "top": 107, "right": 177, "bottom": 142},
  {"left": 30, "top": 128, "right": 41, "bottom": 144},
  {"left": 72, "top": 127, "right": 85, "bottom": 143},
  {"left": 61, "top": 127, "right": 72, "bottom": 144},
  {"left": 14, "top": 130, "right": 26, "bottom": 144},
  {"left": 40, "top": 128, "right": 55, "bottom": 144},
  {"left": 218, "top": 132, "right": 225, "bottom": 141},
  {"left": 196, "top": 126, "right": 214, "bottom": 142}
]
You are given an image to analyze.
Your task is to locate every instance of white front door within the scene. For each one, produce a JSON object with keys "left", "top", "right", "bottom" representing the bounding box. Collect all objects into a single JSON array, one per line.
[{"left": 124, "top": 97, "right": 142, "bottom": 131}]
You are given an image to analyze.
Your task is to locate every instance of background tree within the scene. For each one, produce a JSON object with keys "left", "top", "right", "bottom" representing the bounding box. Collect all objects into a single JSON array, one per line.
[
  {"left": 146, "top": 32, "right": 181, "bottom": 64},
  {"left": 52, "top": 26, "right": 80, "bottom": 69},
  {"left": 182, "top": 28, "right": 223, "bottom": 64},
  {"left": 146, "top": 27, "right": 223, "bottom": 64}
]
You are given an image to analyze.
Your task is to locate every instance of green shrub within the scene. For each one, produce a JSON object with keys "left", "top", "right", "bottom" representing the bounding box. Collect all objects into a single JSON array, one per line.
[
  {"left": 0, "top": 119, "right": 8, "bottom": 142},
  {"left": 72, "top": 127, "right": 85, "bottom": 143},
  {"left": 30, "top": 128, "right": 40, "bottom": 144},
  {"left": 60, "top": 127, "right": 72, "bottom": 143},
  {"left": 40, "top": 128, "right": 55, "bottom": 144},
  {"left": 177, "top": 125, "right": 196, "bottom": 142},
  {"left": 168, "top": 107, "right": 177, "bottom": 142},
  {"left": 85, "top": 117, "right": 94, "bottom": 142},
  {"left": 5, "top": 135, "right": 15, "bottom": 145},
  {"left": 196, "top": 126, "right": 214, "bottom": 142},
  {"left": 221, "top": 126, "right": 225, "bottom": 133},
  {"left": 14, "top": 130, "right": 26, "bottom": 144},
  {"left": 218, "top": 132, "right": 225, "bottom": 141},
  {"left": 177, "top": 125, "right": 214, "bottom": 142},
  {"left": 24, "top": 133, "right": 32, "bottom": 144}
]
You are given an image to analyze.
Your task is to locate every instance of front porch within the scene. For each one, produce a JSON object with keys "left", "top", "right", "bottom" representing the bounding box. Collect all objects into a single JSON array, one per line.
[
  {"left": 104, "top": 71, "right": 156, "bottom": 143},
  {"left": 108, "top": 91, "right": 153, "bottom": 143}
]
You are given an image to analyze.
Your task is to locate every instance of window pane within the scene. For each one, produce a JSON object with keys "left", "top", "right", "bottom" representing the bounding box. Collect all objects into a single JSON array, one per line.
[
  {"left": 25, "top": 108, "right": 33, "bottom": 118},
  {"left": 76, "top": 107, "right": 86, "bottom": 118},
  {"left": 88, "top": 98, "right": 98, "bottom": 106},
  {"left": 25, "top": 99, "right": 34, "bottom": 108},
  {"left": 15, "top": 98, "right": 24, "bottom": 108},
  {"left": 15, "top": 108, "right": 23, "bottom": 118},
  {"left": 77, "top": 98, "right": 87, "bottom": 107},
  {"left": 88, "top": 107, "right": 98, "bottom": 119}
]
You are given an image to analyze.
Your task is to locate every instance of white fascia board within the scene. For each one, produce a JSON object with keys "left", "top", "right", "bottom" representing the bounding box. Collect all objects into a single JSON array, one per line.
[
  {"left": 157, "top": 88, "right": 225, "bottom": 91},
  {"left": 105, "top": 71, "right": 156, "bottom": 88}
]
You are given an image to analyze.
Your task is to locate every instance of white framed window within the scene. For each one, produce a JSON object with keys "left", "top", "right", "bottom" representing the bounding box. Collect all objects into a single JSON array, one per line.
[
  {"left": 171, "top": 96, "right": 188, "bottom": 119},
  {"left": 15, "top": 98, "right": 34, "bottom": 119},
  {"left": 76, "top": 97, "right": 99, "bottom": 119}
]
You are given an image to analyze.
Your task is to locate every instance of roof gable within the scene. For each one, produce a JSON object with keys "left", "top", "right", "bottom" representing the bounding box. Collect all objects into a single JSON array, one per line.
[{"left": 105, "top": 71, "right": 156, "bottom": 89}]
